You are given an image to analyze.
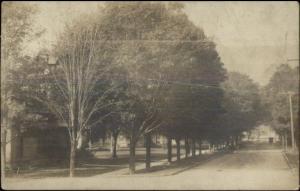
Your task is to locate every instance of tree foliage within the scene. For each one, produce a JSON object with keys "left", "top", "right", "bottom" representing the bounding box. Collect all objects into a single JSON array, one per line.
[
  {"left": 5, "top": 2, "right": 279, "bottom": 176},
  {"left": 262, "top": 64, "right": 299, "bottom": 146},
  {"left": 1, "top": 2, "right": 43, "bottom": 178},
  {"left": 219, "top": 72, "right": 264, "bottom": 143}
]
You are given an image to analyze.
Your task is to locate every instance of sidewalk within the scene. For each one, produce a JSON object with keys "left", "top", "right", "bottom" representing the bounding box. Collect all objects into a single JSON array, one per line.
[
  {"left": 101, "top": 150, "right": 223, "bottom": 177},
  {"left": 282, "top": 150, "right": 299, "bottom": 177}
]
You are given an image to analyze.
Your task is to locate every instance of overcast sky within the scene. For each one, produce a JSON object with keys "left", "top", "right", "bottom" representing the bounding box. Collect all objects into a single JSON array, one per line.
[{"left": 26, "top": 1, "right": 299, "bottom": 86}]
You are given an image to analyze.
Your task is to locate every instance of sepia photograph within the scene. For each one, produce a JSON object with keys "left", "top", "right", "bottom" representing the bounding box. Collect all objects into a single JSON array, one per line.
[{"left": 1, "top": 1, "right": 299, "bottom": 190}]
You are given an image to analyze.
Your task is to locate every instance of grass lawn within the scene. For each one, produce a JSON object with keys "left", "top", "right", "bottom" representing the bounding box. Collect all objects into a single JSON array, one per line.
[
  {"left": 5, "top": 147, "right": 178, "bottom": 178},
  {"left": 5, "top": 146, "right": 219, "bottom": 178}
]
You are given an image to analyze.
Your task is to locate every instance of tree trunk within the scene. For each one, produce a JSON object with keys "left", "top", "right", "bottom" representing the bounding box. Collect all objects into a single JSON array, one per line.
[
  {"left": 110, "top": 134, "right": 113, "bottom": 153},
  {"left": 281, "top": 135, "right": 284, "bottom": 150},
  {"left": 191, "top": 139, "right": 196, "bottom": 157},
  {"left": 76, "top": 132, "right": 84, "bottom": 150},
  {"left": 231, "top": 137, "right": 235, "bottom": 150},
  {"left": 284, "top": 133, "right": 288, "bottom": 150},
  {"left": 69, "top": 140, "right": 76, "bottom": 177},
  {"left": 145, "top": 133, "right": 151, "bottom": 170},
  {"left": 74, "top": 127, "right": 90, "bottom": 153},
  {"left": 198, "top": 139, "right": 202, "bottom": 156},
  {"left": 167, "top": 137, "right": 172, "bottom": 163},
  {"left": 129, "top": 139, "right": 136, "bottom": 174},
  {"left": 176, "top": 139, "right": 180, "bottom": 161},
  {"left": 1, "top": 113, "right": 8, "bottom": 180},
  {"left": 88, "top": 129, "right": 92, "bottom": 150},
  {"left": 88, "top": 140, "right": 92, "bottom": 150},
  {"left": 235, "top": 135, "right": 239, "bottom": 150},
  {"left": 226, "top": 139, "right": 230, "bottom": 150},
  {"left": 1, "top": 130, "right": 6, "bottom": 181},
  {"left": 112, "top": 133, "right": 118, "bottom": 159},
  {"left": 185, "top": 138, "right": 190, "bottom": 158},
  {"left": 209, "top": 143, "right": 213, "bottom": 152},
  {"left": 1, "top": 97, "right": 9, "bottom": 180}
]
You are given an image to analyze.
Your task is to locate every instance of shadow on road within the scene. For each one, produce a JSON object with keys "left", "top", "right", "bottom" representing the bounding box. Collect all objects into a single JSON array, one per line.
[{"left": 133, "top": 151, "right": 228, "bottom": 176}]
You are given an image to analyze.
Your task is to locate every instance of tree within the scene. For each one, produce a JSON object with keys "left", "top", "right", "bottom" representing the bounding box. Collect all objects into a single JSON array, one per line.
[
  {"left": 6, "top": 2, "right": 229, "bottom": 177},
  {"left": 10, "top": 18, "right": 118, "bottom": 177},
  {"left": 102, "top": 109, "right": 127, "bottom": 159},
  {"left": 158, "top": 30, "right": 226, "bottom": 160},
  {"left": 50, "top": 21, "right": 122, "bottom": 176},
  {"left": 94, "top": 2, "right": 190, "bottom": 173},
  {"left": 97, "top": 1, "right": 229, "bottom": 164},
  {"left": 106, "top": 2, "right": 226, "bottom": 171},
  {"left": 1, "top": 2, "right": 42, "bottom": 179},
  {"left": 262, "top": 64, "right": 299, "bottom": 149},
  {"left": 220, "top": 72, "right": 264, "bottom": 149}
]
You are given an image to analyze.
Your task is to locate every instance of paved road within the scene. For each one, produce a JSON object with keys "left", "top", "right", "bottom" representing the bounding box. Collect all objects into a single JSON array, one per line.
[{"left": 3, "top": 149, "right": 299, "bottom": 190}]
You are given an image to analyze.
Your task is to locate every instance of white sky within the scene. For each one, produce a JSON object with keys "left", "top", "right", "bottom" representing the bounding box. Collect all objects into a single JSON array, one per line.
[{"left": 25, "top": 1, "right": 299, "bottom": 85}]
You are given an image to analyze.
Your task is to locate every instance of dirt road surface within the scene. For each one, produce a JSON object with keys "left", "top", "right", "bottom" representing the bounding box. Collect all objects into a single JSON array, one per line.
[{"left": 3, "top": 149, "right": 299, "bottom": 190}]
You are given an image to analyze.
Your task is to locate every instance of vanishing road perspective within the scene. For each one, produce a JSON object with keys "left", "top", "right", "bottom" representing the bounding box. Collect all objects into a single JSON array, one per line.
[{"left": 1, "top": 1, "right": 299, "bottom": 190}]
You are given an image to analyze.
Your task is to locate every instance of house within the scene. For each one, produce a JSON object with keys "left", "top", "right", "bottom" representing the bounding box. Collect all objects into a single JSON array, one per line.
[
  {"left": 244, "top": 125, "right": 280, "bottom": 143},
  {"left": 5, "top": 113, "right": 69, "bottom": 170}
]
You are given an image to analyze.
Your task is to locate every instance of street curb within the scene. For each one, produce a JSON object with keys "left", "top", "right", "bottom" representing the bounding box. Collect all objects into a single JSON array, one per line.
[{"left": 281, "top": 151, "right": 298, "bottom": 176}]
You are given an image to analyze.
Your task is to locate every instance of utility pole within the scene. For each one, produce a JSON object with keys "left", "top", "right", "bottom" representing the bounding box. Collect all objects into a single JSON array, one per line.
[
  {"left": 288, "top": 92, "right": 295, "bottom": 151},
  {"left": 285, "top": 55, "right": 299, "bottom": 151},
  {"left": 283, "top": 32, "right": 298, "bottom": 151},
  {"left": 279, "top": 91, "right": 297, "bottom": 151}
]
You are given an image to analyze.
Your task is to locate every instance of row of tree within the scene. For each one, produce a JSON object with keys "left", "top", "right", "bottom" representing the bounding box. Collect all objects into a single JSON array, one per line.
[
  {"left": 261, "top": 64, "right": 299, "bottom": 149},
  {"left": 2, "top": 2, "right": 268, "bottom": 177}
]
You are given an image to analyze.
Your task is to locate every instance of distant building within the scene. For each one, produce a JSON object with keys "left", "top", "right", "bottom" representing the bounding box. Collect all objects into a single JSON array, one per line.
[
  {"left": 5, "top": 113, "right": 69, "bottom": 170},
  {"left": 244, "top": 125, "right": 280, "bottom": 143},
  {"left": 102, "top": 134, "right": 167, "bottom": 149}
]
